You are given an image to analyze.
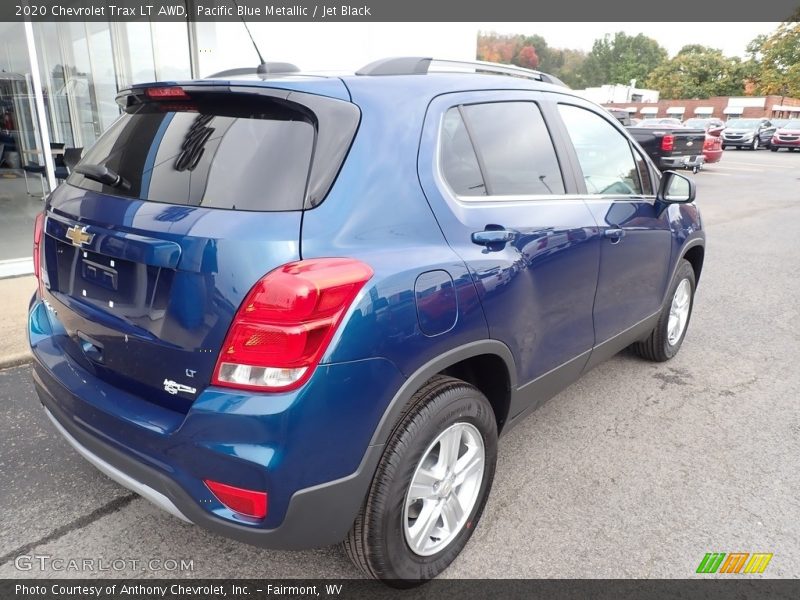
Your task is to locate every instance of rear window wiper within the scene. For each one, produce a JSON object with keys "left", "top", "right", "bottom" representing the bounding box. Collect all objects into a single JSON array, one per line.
[{"left": 74, "top": 164, "right": 131, "bottom": 191}]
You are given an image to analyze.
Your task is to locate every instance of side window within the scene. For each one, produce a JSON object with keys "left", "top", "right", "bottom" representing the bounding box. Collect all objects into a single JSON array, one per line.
[
  {"left": 632, "top": 144, "right": 655, "bottom": 195},
  {"left": 460, "top": 102, "right": 565, "bottom": 196},
  {"left": 440, "top": 108, "right": 487, "bottom": 196},
  {"left": 558, "top": 104, "right": 644, "bottom": 196}
]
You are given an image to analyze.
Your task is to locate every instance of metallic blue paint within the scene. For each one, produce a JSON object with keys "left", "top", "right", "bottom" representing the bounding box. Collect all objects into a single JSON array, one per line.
[{"left": 29, "top": 73, "right": 704, "bottom": 545}]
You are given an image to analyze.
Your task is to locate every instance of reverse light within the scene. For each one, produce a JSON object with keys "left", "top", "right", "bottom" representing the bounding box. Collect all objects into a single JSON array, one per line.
[
  {"left": 204, "top": 480, "right": 267, "bottom": 519},
  {"left": 661, "top": 134, "right": 675, "bottom": 152},
  {"left": 33, "top": 212, "right": 45, "bottom": 296},
  {"left": 212, "top": 258, "right": 374, "bottom": 392},
  {"left": 144, "top": 86, "right": 190, "bottom": 100}
]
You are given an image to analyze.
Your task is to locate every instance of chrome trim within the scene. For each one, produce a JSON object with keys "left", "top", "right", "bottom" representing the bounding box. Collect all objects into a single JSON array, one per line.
[
  {"left": 43, "top": 407, "right": 193, "bottom": 523},
  {"left": 428, "top": 58, "right": 544, "bottom": 81},
  {"left": 433, "top": 105, "right": 656, "bottom": 206},
  {"left": 454, "top": 193, "right": 656, "bottom": 204}
]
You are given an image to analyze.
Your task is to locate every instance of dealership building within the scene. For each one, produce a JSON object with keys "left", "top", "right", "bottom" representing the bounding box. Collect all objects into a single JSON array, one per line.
[
  {"left": 604, "top": 95, "right": 800, "bottom": 121},
  {"left": 0, "top": 19, "right": 475, "bottom": 276}
]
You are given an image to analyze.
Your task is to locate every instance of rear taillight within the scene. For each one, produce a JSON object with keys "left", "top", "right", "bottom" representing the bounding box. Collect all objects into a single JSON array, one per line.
[
  {"left": 661, "top": 135, "right": 675, "bottom": 152},
  {"left": 144, "top": 86, "right": 189, "bottom": 100},
  {"left": 212, "top": 258, "right": 374, "bottom": 392},
  {"left": 33, "top": 212, "right": 45, "bottom": 295},
  {"left": 204, "top": 480, "right": 267, "bottom": 519}
]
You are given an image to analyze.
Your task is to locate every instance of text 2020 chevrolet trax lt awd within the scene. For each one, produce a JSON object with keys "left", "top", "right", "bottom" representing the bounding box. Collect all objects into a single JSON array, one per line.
[{"left": 29, "top": 58, "right": 705, "bottom": 585}]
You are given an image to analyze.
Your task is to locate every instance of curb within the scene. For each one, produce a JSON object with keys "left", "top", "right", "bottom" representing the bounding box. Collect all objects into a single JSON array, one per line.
[{"left": 0, "top": 351, "right": 32, "bottom": 370}]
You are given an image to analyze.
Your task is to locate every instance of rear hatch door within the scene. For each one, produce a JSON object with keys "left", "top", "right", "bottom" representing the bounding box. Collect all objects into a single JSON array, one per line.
[
  {"left": 40, "top": 83, "right": 359, "bottom": 412},
  {"left": 668, "top": 128, "right": 706, "bottom": 157}
]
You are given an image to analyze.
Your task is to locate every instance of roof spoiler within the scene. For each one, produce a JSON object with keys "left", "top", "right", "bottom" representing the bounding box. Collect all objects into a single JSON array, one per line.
[{"left": 206, "top": 63, "right": 300, "bottom": 79}]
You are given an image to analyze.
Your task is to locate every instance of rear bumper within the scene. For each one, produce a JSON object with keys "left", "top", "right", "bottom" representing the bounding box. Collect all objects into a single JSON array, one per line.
[
  {"left": 41, "top": 403, "right": 192, "bottom": 524},
  {"left": 34, "top": 376, "right": 384, "bottom": 549},
  {"left": 29, "top": 299, "right": 401, "bottom": 549},
  {"left": 658, "top": 154, "right": 705, "bottom": 170}
]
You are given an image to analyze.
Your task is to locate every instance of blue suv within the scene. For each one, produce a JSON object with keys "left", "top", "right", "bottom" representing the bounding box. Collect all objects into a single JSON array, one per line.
[{"left": 28, "top": 57, "right": 705, "bottom": 584}]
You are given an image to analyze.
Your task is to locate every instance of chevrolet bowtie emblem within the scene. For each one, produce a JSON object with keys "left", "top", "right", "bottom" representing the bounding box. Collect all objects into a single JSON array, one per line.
[{"left": 65, "top": 225, "right": 94, "bottom": 248}]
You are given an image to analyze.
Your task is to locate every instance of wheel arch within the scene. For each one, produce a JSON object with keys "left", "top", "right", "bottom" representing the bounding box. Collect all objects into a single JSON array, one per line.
[
  {"left": 369, "top": 340, "right": 517, "bottom": 447},
  {"left": 682, "top": 242, "right": 705, "bottom": 285}
]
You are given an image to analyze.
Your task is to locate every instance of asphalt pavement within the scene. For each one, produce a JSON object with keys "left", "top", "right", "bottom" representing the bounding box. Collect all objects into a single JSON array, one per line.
[{"left": 1, "top": 149, "right": 798, "bottom": 579}]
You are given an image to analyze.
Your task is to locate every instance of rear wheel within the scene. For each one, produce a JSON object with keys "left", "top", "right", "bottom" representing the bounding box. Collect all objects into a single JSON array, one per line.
[
  {"left": 631, "top": 259, "right": 696, "bottom": 362},
  {"left": 771, "top": 147, "right": 778, "bottom": 152},
  {"left": 344, "top": 375, "right": 497, "bottom": 586}
]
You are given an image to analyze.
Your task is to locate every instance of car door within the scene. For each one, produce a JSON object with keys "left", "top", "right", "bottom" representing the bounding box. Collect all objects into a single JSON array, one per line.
[
  {"left": 417, "top": 90, "right": 602, "bottom": 420},
  {"left": 554, "top": 99, "right": 672, "bottom": 366},
  {"left": 760, "top": 119, "right": 776, "bottom": 145}
]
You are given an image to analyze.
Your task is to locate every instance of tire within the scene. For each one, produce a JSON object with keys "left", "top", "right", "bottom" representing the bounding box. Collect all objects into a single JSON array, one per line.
[
  {"left": 631, "top": 259, "right": 696, "bottom": 362},
  {"left": 750, "top": 138, "right": 759, "bottom": 150},
  {"left": 344, "top": 375, "right": 498, "bottom": 586},
  {"left": 770, "top": 147, "right": 778, "bottom": 152},
  {"left": 721, "top": 145, "right": 727, "bottom": 150}
]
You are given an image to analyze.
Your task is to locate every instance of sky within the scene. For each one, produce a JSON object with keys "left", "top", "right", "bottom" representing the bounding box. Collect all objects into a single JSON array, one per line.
[
  {"left": 480, "top": 22, "right": 782, "bottom": 58},
  {"left": 204, "top": 22, "right": 783, "bottom": 77}
]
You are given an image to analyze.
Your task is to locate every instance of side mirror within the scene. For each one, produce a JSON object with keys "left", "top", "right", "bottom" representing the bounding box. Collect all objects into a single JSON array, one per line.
[{"left": 657, "top": 170, "right": 696, "bottom": 204}]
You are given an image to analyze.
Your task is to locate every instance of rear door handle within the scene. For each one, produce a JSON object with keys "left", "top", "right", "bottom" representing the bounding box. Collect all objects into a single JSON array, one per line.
[
  {"left": 603, "top": 228, "right": 626, "bottom": 241},
  {"left": 471, "top": 229, "right": 516, "bottom": 246}
]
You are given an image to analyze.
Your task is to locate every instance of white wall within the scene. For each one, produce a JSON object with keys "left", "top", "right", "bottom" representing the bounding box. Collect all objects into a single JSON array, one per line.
[
  {"left": 577, "top": 84, "right": 659, "bottom": 104},
  {"left": 195, "top": 23, "right": 478, "bottom": 76}
]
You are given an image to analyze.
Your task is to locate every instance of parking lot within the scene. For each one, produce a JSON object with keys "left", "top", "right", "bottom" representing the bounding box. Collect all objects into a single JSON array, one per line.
[{"left": 1, "top": 149, "right": 798, "bottom": 579}]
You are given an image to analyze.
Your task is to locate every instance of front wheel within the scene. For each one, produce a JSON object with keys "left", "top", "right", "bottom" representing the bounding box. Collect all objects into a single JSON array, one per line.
[
  {"left": 344, "top": 375, "right": 498, "bottom": 586},
  {"left": 631, "top": 259, "right": 696, "bottom": 362},
  {"left": 751, "top": 138, "right": 759, "bottom": 150}
]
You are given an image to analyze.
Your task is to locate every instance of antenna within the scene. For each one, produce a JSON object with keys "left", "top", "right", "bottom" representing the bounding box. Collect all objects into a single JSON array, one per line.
[{"left": 230, "top": 0, "right": 268, "bottom": 74}]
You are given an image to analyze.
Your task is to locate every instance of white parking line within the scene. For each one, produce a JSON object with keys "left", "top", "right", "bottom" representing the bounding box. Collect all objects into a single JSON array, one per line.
[
  {"left": 709, "top": 165, "right": 765, "bottom": 172},
  {"left": 722, "top": 160, "right": 796, "bottom": 169}
]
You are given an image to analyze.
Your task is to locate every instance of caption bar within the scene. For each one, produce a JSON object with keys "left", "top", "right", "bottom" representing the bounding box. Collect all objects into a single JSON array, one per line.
[{"left": 3, "top": 0, "right": 800, "bottom": 22}]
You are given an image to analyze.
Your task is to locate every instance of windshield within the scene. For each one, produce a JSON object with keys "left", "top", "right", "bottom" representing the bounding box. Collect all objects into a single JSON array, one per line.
[
  {"left": 781, "top": 120, "right": 800, "bottom": 129},
  {"left": 725, "top": 119, "right": 760, "bottom": 129}
]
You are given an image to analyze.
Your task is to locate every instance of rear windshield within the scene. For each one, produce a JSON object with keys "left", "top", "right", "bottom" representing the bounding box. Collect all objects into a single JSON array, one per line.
[{"left": 68, "top": 94, "right": 317, "bottom": 211}]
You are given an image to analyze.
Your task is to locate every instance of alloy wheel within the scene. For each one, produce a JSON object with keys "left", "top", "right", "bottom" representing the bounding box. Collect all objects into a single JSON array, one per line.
[
  {"left": 667, "top": 278, "right": 692, "bottom": 346},
  {"left": 403, "top": 422, "right": 485, "bottom": 556}
]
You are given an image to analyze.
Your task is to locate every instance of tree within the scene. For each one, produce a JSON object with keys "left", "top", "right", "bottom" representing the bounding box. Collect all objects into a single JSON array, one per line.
[
  {"left": 554, "top": 48, "right": 589, "bottom": 89},
  {"left": 517, "top": 45, "right": 539, "bottom": 69},
  {"left": 746, "top": 23, "right": 800, "bottom": 97},
  {"left": 645, "top": 45, "right": 746, "bottom": 99},
  {"left": 476, "top": 32, "right": 587, "bottom": 88},
  {"left": 580, "top": 32, "right": 668, "bottom": 87}
]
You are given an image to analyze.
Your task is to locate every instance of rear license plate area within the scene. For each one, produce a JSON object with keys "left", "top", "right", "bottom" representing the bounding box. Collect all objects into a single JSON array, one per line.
[{"left": 53, "top": 239, "right": 148, "bottom": 307}]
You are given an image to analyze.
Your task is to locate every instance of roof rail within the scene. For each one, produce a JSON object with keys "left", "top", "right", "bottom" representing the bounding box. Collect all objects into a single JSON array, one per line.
[
  {"left": 355, "top": 57, "right": 568, "bottom": 87},
  {"left": 206, "top": 63, "right": 300, "bottom": 79}
]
